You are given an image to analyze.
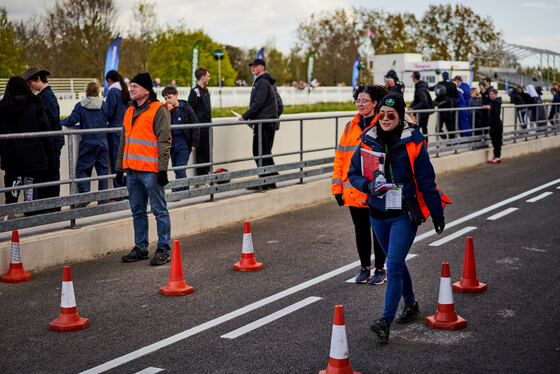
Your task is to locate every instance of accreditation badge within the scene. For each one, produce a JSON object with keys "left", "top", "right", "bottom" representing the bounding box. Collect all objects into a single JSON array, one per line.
[{"left": 385, "top": 185, "right": 403, "bottom": 210}]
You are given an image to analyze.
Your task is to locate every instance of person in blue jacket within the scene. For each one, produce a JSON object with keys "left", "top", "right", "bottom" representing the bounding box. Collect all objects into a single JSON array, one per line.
[
  {"left": 348, "top": 93, "right": 446, "bottom": 343},
  {"left": 454, "top": 76, "right": 472, "bottom": 137},
  {"left": 61, "top": 82, "right": 109, "bottom": 206},
  {"left": 104, "top": 70, "right": 130, "bottom": 191}
]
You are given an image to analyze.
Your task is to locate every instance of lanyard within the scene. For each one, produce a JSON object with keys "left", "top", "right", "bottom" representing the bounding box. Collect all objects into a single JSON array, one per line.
[{"left": 384, "top": 144, "right": 395, "bottom": 182}]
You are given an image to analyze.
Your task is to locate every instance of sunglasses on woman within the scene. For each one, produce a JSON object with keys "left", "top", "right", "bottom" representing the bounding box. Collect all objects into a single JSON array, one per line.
[{"left": 379, "top": 112, "right": 397, "bottom": 121}]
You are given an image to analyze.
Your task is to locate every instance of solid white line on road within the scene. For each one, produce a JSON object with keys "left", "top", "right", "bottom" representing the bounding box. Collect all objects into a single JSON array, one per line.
[
  {"left": 134, "top": 368, "right": 164, "bottom": 374},
  {"left": 81, "top": 178, "right": 560, "bottom": 374},
  {"left": 221, "top": 296, "right": 322, "bottom": 339},
  {"left": 345, "top": 254, "right": 417, "bottom": 283},
  {"left": 413, "top": 178, "right": 560, "bottom": 244},
  {"left": 487, "top": 207, "right": 519, "bottom": 221},
  {"left": 526, "top": 191, "right": 553, "bottom": 203},
  {"left": 429, "top": 226, "right": 477, "bottom": 247}
]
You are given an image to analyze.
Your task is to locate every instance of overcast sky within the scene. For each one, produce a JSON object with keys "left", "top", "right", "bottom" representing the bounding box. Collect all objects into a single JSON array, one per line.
[{"left": 3, "top": 0, "right": 559, "bottom": 66}]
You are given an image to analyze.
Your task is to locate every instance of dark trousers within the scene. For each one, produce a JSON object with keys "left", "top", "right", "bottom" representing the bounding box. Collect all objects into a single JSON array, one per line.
[
  {"left": 3, "top": 173, "right": 35, "bottom": 204},
  {"left": 349, "top": 206, "right": 386, "bottom": 269},
  {"left": 36, "top": 147, "right": 61, "bottom": 212},
  {"left": 417, "top": 113, "right": 429, "bottom": 141},
  {"left": 107, "top": 132, "right": 124, "bottom": 188},
  {"left": 490, "top": 126, "right": 503, "bottom": 158},
  {"left": 170, "top": 143, "right": 191, "bottom": 192},
  {"left": 252, "top": 124, "right": 278, "bottom": 177},
  {"left": 196, "top": 127, "right": 211, "bottom": 176},
  {"left": 76, "top": 143, "right": 108, "bottom": 194},
  {"left": 437, "top": 112, "right": 456, "bottom": 139}
]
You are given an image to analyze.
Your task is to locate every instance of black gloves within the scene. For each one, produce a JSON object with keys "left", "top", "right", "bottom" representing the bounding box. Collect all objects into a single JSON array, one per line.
[
  {"left": 433, "top": 216, "right": 445, "bottom": 234},
  {"left": 116, "top": 171, "right": 125, "bottom": 186},
  {"left": 335, "top": 194, "right": 344, "bottom": 206},
  {"left": 366, "top": 182, "right": 387, "bottom": 197},
  {"left": 158, "top": 171, "right": 169, "bottom": 187}
]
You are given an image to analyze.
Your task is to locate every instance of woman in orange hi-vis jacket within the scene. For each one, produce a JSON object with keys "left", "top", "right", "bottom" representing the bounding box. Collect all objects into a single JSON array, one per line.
[{"left": 332, "top": 84, "right": 389, "bottom": 284}]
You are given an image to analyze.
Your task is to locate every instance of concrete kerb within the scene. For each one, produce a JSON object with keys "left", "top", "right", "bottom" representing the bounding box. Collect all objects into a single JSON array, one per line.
[{"left": 1, "top": 134, "right": 558, "bottom": 274}]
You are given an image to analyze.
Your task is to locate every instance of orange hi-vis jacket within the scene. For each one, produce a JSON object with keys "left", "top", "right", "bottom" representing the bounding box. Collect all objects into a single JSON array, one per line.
[
  {"left": 332, "top": 113, "right": 380, "bottom": 207},
  {"left": 122, "top": 101, "right": 164, "bottom": 173}
]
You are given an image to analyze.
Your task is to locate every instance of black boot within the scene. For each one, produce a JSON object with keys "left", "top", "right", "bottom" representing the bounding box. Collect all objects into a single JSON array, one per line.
[
  {"left": 370, "top": 318, "right": 390, "bottom": 343},
  {"left": 395, "top": 301, "right": 419, "bottom": 324}
]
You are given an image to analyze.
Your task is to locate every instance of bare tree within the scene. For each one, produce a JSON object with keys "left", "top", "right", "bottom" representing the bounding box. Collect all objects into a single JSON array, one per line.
[{"left": 295, "top": 8, "right": 361, "bottom": 86}]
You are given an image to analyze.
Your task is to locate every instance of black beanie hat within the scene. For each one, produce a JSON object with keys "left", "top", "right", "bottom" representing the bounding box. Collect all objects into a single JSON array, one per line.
[
  {"left": 131, "top": 72, "right": 153, "bottom": 92},
  {"left": 377, "top": 93, "right": 406, "bottom": 122}
]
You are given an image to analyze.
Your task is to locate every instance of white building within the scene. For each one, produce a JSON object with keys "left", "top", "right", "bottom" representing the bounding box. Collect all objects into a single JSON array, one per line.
[{"left": 371, "top": 53, "right": 471, "bottom": 89}]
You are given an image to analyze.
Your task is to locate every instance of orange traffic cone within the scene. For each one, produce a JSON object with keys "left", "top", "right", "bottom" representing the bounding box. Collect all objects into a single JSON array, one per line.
[
  {"left": 426, "top": 262, "right": 467, "bottom": 331},
  {"left": 159, "top": 240, "right": 194, "bottom": 296},
  {"left": 233, "top": 221, "right": 263, "bottom": 272},
  {"left": 319, "top": 305, "right": 360, "bottom": 374},
  {"left": 452, "top": 236, "right": 487, "bottom": 293},
  {"left": 50, "top": 266, "right": 89, "bottom": 332},
  {"left": 1, "top": 230, "right": 31, "bottom": 283}
]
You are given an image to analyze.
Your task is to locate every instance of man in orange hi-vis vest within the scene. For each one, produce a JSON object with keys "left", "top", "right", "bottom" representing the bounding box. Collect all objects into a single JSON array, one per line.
[{"left": 116, "top": 72, "right": 173, "bottom": 266}]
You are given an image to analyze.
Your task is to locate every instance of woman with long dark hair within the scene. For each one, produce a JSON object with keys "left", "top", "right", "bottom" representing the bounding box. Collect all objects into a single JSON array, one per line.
[
  {"left": 0, "top": 76, "right": 53, "bottom": 205},
  {"left": 348, "top": 93, "right": 449, "bottom": 343},
  {"left": 105, "top": 70, "right": 130, "bottom": 190}
]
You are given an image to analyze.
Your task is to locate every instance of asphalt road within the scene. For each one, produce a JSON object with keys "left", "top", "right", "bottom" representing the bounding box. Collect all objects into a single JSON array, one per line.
[{"left": 1, "top": 147, "right": 559, "bottom": 374}]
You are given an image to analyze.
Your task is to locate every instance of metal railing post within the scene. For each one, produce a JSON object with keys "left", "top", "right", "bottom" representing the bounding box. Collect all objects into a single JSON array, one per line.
[
  {"left": 67, "top": 133, "right": 78, "bottom": 228},
  {"left": 435, "top": 111, "right": 440, "bottom": 157},
  {"left": 454, "top": 109, "right": 459, "bottom": 153},
  {"left": 258, "top": 123, "right": 263, "bottom": 191},
  {"left": 209, "top": 124, "right": 215, "bottom": 201},
  {"left": 299, "top": 119, "right": 304, "bottom": 184}
]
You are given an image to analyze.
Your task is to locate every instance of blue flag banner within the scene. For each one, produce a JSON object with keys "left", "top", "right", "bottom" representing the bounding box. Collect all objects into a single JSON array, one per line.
[
  {"left": 253, "top": 47, "right": 265, "bottom": 82},
  {"left": 505, "top": 72, "right": 509, "bottom": 91},
  {"left": 192, "top": 41, "right": 200, "bottom": 88},
  {"left": 103, "top": 37, "right": 121, "bottom": 96},
  {"left": 468, "top": 67, "right": 474, "bottom": 86},
  {"left": 352, "top": 54, "right": 360, "bottom": 89}
]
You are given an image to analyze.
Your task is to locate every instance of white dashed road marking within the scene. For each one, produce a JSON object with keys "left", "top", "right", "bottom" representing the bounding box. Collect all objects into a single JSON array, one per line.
[
  {"left": 429, "top": 226, "right": 477, "bottom": 247},
  {"left": 134, "top": 368, "right": 164, "bottom": 374},
  {"left": 526, "top": 191, "right": 553, "bottom": 203},
  {"left": 221, "top": 296, "right": 322, "bottom": 339},
  {"left": 487, "top": 207, "right": 518, "bottom": 221}
]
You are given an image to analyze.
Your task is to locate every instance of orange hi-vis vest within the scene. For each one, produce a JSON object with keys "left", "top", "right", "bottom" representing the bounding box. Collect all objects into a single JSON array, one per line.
[
  {"left": 332, "top": 113, "right": 380, "bottom": 207},
  {"left": 122, "top": 101, "right": 164, "bottom": 173},
  {"left": 405, "top": 141, "right": 451, "bottom": 220}
]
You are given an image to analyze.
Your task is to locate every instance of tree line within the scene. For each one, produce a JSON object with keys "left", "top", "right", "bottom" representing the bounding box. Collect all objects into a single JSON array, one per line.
[{"left": 2, "top": 1, "right": 507, "bottom": 86}]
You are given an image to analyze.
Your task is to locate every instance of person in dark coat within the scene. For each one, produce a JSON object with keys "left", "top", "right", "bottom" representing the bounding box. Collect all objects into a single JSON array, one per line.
[
  {"left": 239, "top": 58, "right": 281, "bottom": 190},
  {"left": 0, "top": 76, "right": 53, "bottom": 204},
  {"left": 484, "top": 89, "right": 503, "bottom": 163},
  {"left": 61, "top": 82, "right": 109, "bottom": 203},
  {"left": 408, "top": 71, "right": 433, "bottom": 138},
  {"left": 469, "top": 87, "right": 484, "bottom": 137},
  {"left": 105, "top": 70, "right": 130, "bottom": 190},
  {"left": 385, "top": 69, "right": 405, "bottom": 96},
  {"left": 188, "top": 67, "right": 212, "bottom": 176},
  {"left": 162, "top": 85, "right": 199, "bottom": 193},
  {"left": 23, "top": 67, "right": 63, "bottom": 209},
  {"left": 549, "top": 87, "right": 560, "bottom": 125}
]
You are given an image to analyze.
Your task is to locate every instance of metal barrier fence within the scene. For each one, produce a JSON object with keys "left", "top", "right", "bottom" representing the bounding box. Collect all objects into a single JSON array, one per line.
[{"left": 0, "top": 102, "right": 559, "bottom": 232}]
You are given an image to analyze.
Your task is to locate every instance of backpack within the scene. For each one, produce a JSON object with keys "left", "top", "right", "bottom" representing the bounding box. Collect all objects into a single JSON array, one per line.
[{"left": 434, "top": 83, "right": 446, "bottom": 98}]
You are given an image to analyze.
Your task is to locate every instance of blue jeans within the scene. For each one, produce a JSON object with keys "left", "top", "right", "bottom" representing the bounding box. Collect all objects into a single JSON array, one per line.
[
  {"left": 371, "top": 213, "right": 418, "bottom": 324},
  {"left": 126, "top": 171, "right": 171, "bottom": 252}
]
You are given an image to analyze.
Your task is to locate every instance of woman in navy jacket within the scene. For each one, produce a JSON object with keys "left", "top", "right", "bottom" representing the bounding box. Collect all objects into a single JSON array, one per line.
[
  {"left": 348, "top": 93, "right": 446, "bottom": 343},
  {"left": 61, "top": 82, "right": 109, "bottom": 202}
]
